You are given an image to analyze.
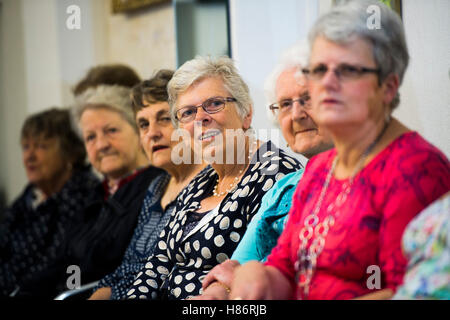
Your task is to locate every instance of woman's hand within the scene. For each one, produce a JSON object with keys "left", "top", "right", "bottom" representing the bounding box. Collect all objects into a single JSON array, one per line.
[
  {"left": 202, "top": 259, "right": 241, "bottom": 290},
  {"left": 88, "top": 287, "right": 112, "bottom": 300},
  {"left": 229, "top": 261, "right": 292, "bottom": 300},
  {"left": 190, "top": 282, "right": 230, "bottom": 300},
  {"left": 353, "top": 288, "right": 394, "bottom": 300}
]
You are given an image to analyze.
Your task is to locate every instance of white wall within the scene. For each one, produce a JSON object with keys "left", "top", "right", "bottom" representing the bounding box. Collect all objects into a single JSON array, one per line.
[
  {"left": 107, "top": 1, "right": 176, "bottom": 78},
  {"left": 22, "top": 0, "right": 63, "bottom": 114},
  {"left": 0, "top": 0, "right": 28, "bottom": 208},
  {"left": 229, "top": 0, "right": 319, "bottom": 165},
  {"left": 394, "top": 0, "right": 450, "bottom": 157}
]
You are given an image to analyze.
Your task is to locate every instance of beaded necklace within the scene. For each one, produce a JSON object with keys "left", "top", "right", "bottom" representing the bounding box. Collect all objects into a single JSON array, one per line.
[{"left": 294, "top": 121, "right": 390, "bottom": 299}]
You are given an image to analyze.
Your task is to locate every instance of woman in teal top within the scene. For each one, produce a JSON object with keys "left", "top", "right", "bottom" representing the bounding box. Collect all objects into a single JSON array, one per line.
[
  {"left": 193, "top": 41, "right": 333, "bottom": 299},
  {"left": 232, "top": 169, "right": 304, "bottom": 264}
]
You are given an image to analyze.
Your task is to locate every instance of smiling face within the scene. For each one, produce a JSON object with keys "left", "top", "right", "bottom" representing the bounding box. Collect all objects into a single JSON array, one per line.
[
  {"left": 80, "top": 107, "right": 143, "bottom": 180},
  {"left": 136, "top": 101, "right": 178, "bottom": 171},
  {"left": 308, "top": 36, "right": 393, "bottom": 132},
  {"left": 21, "top": 135, "right": 69, "bottom": 189},
  {"left": 275, "top": 67, "right": 332, "bottom": 158},
  {"left": 176, "top": 76, "right": 252, "bottom": 163}
]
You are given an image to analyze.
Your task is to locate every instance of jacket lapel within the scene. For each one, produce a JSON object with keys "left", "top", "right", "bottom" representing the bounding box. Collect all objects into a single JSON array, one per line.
[{"left": 181, "top": 205, "right": 221, "bottom": 242}]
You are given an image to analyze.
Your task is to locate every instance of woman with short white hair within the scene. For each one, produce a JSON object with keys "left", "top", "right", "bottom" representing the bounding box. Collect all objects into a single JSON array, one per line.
[
  {"left": 74, "top": 84, "right": 149, "bottom": 194},
  {"left": 191, "top": 41, "right": 334, "bottom": 300},
  {"left": 126, "top": 56, "right": 301, "bottom": 300},
  {"left": 42, "top": 84, "right": 161, "bottom": 296}
]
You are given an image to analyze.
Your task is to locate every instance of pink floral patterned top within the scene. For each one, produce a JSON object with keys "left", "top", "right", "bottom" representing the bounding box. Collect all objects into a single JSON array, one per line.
[{"left": 265, "top": 132, "right": 450, "bottom": 300}]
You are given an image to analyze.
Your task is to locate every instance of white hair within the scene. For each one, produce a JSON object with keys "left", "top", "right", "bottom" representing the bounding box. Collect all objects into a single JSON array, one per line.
[
  {"left": 72, "top": 84, "right": 136, "bottom": 132},
  {"left": 263, "top": 40, "right": 310, "bottom": 126},
  {"left": 168, "top": 55, "right": 252, "bottom": 127}
]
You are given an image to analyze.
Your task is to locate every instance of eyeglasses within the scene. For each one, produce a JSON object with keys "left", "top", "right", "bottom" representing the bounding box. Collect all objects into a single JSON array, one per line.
[
  {"left": 174, "top": 96, "right": 237, "bottom": 123},
  {"left": 269, "top": 95, "right": 311, "bottom": 115},
  {"left": 302, "top": 63, "right": 380, "bottom": 82}
]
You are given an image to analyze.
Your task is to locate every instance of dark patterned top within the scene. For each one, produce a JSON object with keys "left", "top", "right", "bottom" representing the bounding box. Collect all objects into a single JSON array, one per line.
[
  {"left": 96, "top": 171, "right": 175, "bottom": 300},
  {"left": 266, "top": 132, "right": 450, "bottom": 300},
  {"left": 126, "top": 141, "right": 302, "bottom": 300},
  {"left": 0, "top": 166, "right": 100, "bottom": 296}
]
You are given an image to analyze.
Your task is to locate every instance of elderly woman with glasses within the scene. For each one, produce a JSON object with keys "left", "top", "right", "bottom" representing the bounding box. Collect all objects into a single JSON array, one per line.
[
  {"left": 125, "top": 56, "right": 301, "bottom": 300},
  {"left": 191, "top": 41, "right": 333, "bottom": 300},
  {"left": 229, "top": 0, "right": 449, "bottom": 300}
]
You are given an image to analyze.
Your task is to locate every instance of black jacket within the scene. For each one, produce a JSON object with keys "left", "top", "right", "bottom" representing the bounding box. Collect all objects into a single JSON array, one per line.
[
  {"left": 17, "top": 165, "right": 165, "bottom": 298},
  {"left": 0, "top": 165, "right": 100, "bottom": 297}
]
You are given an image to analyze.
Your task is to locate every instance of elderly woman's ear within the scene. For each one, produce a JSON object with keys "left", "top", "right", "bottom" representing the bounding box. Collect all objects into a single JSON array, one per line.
[
  {"left": 381, "top": 73, "right": 400, "bottom": 108},
  {"left": 243, "top": 106, "right": 253, "bottom": 130}
]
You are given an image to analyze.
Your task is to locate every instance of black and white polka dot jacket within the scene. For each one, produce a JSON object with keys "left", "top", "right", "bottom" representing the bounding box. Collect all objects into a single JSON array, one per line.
[{"left": 126, "top": 141, "right": 302, "bottom": 300}]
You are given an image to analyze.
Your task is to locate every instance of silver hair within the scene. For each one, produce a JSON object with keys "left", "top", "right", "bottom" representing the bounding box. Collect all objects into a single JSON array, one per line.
[
  {"left": 308, "top": 0, "right": 409, "bottom": 110},
  {"left": 72, "top": 84, "right": 137, "bottom": 134},
  {"left": 167, "top": 55, "right": 252, "bottom": 127},
  {"left": 263, "top": 40, "right": 310, "bottom": 126}
]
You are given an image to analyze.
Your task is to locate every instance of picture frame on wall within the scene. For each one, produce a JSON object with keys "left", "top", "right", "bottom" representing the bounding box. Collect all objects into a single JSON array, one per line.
[
  {"left": 333, "top": 0, "right": 402, "bottom": 18},
  {"left": 111, "top": 0, "right": 171, "bottom": 14}
]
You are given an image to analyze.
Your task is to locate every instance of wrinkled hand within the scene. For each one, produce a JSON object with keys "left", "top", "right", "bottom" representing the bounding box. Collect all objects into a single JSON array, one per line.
[
  {"left": 229, "top": 261, "right": 274, "bottom": 300},
  {"left": 202, "top": 259, "right": 240, "bottom": 289},
  {"left": 88, "top": 287, "right": 112, "bottom": 300},
  {"left": 190, "top": 282, "right": 230, "bottom": 300}
]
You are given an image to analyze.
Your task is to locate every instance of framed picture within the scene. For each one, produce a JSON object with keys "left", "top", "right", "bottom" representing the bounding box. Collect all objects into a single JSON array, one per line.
[
  {"left": 112, "top": 0, "right": 171, "bottom": 14},
  {"left": 333, "top": 0, "right": 402, "bottom": 18}
]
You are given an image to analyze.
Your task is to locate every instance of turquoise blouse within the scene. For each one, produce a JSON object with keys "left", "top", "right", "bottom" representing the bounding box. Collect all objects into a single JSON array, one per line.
[{"left": 231, "top": 168, "right": 304, "bottom": 264}]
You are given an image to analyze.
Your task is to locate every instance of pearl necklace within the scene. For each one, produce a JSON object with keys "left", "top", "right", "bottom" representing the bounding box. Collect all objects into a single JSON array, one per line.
[
  {"left": 212, "top": 135, "right": 258, "bottom": 198},
  {"left": 212, "top": 169, "right": 243, "bottom": 197}
]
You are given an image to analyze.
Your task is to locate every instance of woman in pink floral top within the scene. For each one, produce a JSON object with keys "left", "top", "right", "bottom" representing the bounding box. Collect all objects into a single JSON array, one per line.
[{"left": 229, "top": 0, "right": 450, "bottom": 300}]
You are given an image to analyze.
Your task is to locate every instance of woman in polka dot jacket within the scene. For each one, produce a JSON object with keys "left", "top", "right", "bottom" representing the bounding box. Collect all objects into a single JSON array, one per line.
[{"left": 125, "top": 56, "right": 302, "bottom": 300}]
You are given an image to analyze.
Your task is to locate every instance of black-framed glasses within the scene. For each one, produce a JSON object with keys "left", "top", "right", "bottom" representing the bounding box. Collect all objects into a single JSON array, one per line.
[
  {"left": 301, "top": 63, "right": 380, "bottom": 82},
  {"left": 269, "top": 95, "right": 311, "bottom": 115},
  {"left": 174, "top": 96, "right": 237, "bottom": 123}
]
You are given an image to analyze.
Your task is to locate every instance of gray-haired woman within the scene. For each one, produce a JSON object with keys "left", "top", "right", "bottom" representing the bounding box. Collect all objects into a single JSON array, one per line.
[
  {"left": 34, "top": 85, "right": 163, "bottom": 298},
  {"left": 230, "top": 0, "right": 449, "bottom": 300},
  {"left": 73, "top": 85, "right": 149, "bottom": 195},
  {"left": 192, "top": 41, "right": 334, "bottom": 300},
  {"left": 126, "top": 56, "right": 301, "bottom": 300}
]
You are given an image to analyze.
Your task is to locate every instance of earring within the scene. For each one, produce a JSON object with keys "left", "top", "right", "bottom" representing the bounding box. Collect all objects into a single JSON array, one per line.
[{"left": 385, "top": 111, "right": 391, "bottom": 123}]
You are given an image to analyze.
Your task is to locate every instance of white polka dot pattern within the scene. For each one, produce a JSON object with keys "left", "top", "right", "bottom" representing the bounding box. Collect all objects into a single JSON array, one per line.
[{"left": 125, "top": 142, "right": 302, "bottom": 300}]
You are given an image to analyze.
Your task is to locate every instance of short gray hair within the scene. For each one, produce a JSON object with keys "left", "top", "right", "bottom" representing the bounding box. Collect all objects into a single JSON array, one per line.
[
  {"left": 72, "top": 84, "right": 137, "bottom": 132},
  {"left": 308, "top": 0, "right": 409, "bottom": 110},
  {"left": 167, "top": 55, "right": 252, "bottom": 127},
  {"left": 264, "top": 40, "right": 310, "bottom": 126}
]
